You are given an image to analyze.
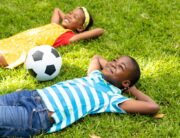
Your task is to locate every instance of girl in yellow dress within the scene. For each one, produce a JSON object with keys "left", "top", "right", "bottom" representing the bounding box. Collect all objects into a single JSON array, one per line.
[{"left": 0, "top": 7, "right": 104, "bottom": 68}]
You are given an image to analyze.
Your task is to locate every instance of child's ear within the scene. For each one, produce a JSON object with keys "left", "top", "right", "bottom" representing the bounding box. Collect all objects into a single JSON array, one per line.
[
  {"left": 121, "top": 80, "right": 130, "bottom": 88},
  {"left": 76, "top": 26, "right": 84, "bottom": 32}
]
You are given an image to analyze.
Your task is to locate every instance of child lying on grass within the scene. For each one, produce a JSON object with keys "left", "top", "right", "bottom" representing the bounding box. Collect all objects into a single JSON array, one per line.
[
  {"left": 0, "top": 55, "right": 159, "bottom": 137},
  {"left": 0, "top": 7, "right": 104, "bottom": 68}
]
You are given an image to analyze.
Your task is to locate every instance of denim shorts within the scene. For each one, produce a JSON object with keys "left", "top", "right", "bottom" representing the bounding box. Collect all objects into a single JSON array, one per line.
[{"left": 0, "top": 89, "right": 52, "bottom": 138}]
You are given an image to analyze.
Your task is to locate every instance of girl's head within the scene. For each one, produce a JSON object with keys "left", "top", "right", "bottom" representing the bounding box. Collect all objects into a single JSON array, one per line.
[{"left": 62, "top": 7, "right": 93, "bottom": 32}]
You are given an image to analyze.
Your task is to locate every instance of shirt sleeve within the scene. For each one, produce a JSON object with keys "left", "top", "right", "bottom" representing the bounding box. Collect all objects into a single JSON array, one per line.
[
  {"left": 108, "top": 94, "right": 129, "bottom": 113},
  {"left": 88, "top": 70, "right": 104, "bottom": 82},
  {"left": 88, "top": 70, "right": 102, "bottom": 77},
  {"left": 52, "top": 31, "right": 75, "bottom": 48}
]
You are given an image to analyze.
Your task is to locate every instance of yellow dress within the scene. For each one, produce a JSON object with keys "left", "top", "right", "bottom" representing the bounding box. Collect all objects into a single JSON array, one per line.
[{"left": 0, "top": 23, "right": 69, "bottom": 68}]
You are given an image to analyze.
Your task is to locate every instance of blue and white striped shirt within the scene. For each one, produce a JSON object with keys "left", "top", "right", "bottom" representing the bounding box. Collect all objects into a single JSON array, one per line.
[{"left": 37, "top": 70, "right": 129, "bottom": 133}]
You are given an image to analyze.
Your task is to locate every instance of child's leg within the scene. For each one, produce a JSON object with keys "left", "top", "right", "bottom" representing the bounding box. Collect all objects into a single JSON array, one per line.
[
  {"left": 0, "top": 90, "right": 31, "bottom": 106},
  {"left": 0, "top": 90, "right": 51, "bottom": 137},
  {"left": 0, "top": 105, "right": 43, "bottom": 137},
  {"left": 0, "top": 105, "right": 29, "bottom": 137}
]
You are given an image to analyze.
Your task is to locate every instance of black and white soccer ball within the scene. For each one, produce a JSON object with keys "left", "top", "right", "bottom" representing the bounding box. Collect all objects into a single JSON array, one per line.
[{"left": 25, "top": 45, "right": 62, "bottom": 81}]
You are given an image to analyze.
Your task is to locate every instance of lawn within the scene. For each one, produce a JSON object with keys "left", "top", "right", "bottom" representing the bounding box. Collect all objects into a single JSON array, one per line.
[{"left": 0, "top": 0, "right": 179, "bottom": 137}]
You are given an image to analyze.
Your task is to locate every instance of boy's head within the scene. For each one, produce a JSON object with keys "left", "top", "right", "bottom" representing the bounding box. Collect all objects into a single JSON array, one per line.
[
  {"left": 102, "top": 56, "right": 141, "bottom": 89},
  {"left": 62, "top": 7, "right": 93, "bottom": 32}
]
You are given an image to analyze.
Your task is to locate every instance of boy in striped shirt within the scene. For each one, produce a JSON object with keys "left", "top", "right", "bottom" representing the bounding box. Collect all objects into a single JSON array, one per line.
[{"left": 0, "top": 55, "right": 159, "bottom": 137}]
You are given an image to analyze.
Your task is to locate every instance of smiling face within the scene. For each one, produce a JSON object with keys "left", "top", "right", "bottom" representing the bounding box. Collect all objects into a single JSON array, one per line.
[
  {"left": 62, "top": 8, "right": 85, "bottom": 32},
  {"left": 102, "top": 56, "right": 135, "bottom": 88}
]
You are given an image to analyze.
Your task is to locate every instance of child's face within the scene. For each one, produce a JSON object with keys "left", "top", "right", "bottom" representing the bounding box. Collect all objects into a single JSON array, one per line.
[
  {"left": 102, "top": 56, "right": 134, "bottom": 88},
  {"left": 62, "top": 8, "right": 85, "bottom": 32}
]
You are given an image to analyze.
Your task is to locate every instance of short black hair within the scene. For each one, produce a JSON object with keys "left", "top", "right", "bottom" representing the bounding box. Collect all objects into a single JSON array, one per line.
[{"left": 127, "top": 56, "right": 141, "bottom": 86}]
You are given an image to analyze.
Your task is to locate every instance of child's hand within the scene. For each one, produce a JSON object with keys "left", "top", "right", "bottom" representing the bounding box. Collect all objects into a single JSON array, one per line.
[
  {"left": 128, "top": 86, "right": 138, "bottom": 93},
  {"left": 123, "top": 85, "right": 138, "bottom": 94},
  {"left": 51, "top": 8, "right": 65, "bottom": 24}
]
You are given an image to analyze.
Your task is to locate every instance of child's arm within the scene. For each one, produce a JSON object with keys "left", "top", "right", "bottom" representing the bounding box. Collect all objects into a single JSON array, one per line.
[
  {"left": 69, "top": 28, "right": 104, "bottom": 42},
  {"left": 87, "top": 55, "right": 107, "bottom": 75},
  {"left": 0, "top": 53, "right": 8, "bottom": 67},
  {"left": 51, "top": 8, "right": 65, "bottom": 24},
  {"left": 119, "top": 86, "right": 160, "bottom": 114}
]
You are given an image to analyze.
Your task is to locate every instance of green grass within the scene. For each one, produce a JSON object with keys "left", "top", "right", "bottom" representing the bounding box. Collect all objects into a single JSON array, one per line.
[{"left": 0, "top": 0, "right": 180, "bottom": 137}]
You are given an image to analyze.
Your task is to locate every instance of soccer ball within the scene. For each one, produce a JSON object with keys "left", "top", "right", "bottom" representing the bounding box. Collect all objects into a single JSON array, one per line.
[{"left": 25, "top": 45, "right": 62, "bottom": 81}]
